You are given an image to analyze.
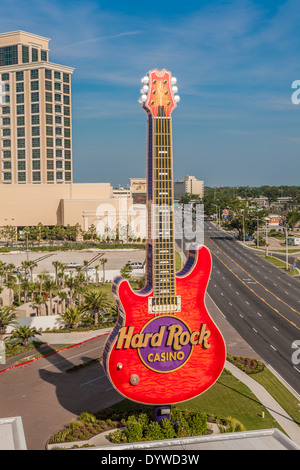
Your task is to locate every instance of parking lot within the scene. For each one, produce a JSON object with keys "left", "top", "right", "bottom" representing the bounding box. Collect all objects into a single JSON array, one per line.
[{"left": 0, "top": 248, "right": 146, "bottom": 275}]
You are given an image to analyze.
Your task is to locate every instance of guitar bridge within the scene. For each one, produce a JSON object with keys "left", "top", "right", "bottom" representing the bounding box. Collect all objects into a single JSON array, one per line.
[{"left": 148, "top": 296, "right": 181, "bottom": 314}]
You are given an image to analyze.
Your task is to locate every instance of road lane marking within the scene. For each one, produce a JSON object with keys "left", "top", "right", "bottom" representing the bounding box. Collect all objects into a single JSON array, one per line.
[
  {"left": 208, "top": 238, "right": 300, "bottom": 317},
  {"left": 209, "top": 248, "right": 300, "bottom": 332}
]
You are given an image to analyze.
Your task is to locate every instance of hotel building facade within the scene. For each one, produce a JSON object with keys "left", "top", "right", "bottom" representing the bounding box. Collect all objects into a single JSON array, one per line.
[{"left": 0, "top": 30, "right": 74, "bottom": 185}]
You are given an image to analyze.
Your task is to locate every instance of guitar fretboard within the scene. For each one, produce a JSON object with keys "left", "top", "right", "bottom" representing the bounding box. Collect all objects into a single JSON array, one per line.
[{"left": 146, "top": 109, "right": 178, "bottom": 310}]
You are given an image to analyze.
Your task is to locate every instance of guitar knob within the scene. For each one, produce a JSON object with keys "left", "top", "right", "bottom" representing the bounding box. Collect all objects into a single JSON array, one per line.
[
  {"left": 117, "top": 363, "right": 123, "bottom": 370},
  {"left": 129, "top": 374, "right": 140, "bottom": 386}
]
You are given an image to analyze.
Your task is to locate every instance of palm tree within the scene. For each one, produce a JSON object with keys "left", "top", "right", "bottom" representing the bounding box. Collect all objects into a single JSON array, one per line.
[
  {"left": 100, "top": 258, "right": 108, "bottom": 283},
  {"left": 66, "top": 276, "right": 76, "bottom": 307},
  {"left": 81, "top": 290, "right": 112, "bottom": 325},
  {"left": 21, "top": 279, "right": 30, "bottom": 304},
  {"left": 10, "top": 325, "right": 41, "bottom": 347},
  {"left": 59, "top": 305, "right": 84, "bottom": 329},
  {"left": 16, "top": 274, "right": 23, "bottom": 304},
  {"left": 33, "top": 294, "right": 45, "bottom": 316},
  {"left": 43, "top": 278, "right": 56, "bottom": 315},
  {"left": 58, "top": 291, "right": 68, "bottom": 314},
  {"left": 37, "top": 273, "right": 48, "bottom": 296},
  {"left": 83, "top": 260, "right": 89, "bottom": 284},
  {"left": 52, "top": 261, "right": 61, "bottom": 285},
  {"left": 94, "top": 265, "right": 99, "bottom": 285},
  {"left": 0, "top": 306, "right": 17, "bottom": 340}
]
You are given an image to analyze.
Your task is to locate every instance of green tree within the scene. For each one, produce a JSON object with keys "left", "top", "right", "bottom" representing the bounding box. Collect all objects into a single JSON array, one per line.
[
  {"left": 59, "top": 306, "right": 84, "bottom": 329},
  {"left": 81, "top": 290, "right": 112, "bottom": 325},
  {"left": 10, "top": 325, "right": 41, "bottom": 347},
  {"left": 0, "top": 306, "right": 17, "bottom": 340}
]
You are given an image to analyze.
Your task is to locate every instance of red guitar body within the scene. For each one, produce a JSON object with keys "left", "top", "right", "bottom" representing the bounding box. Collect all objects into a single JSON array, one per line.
[{"left": 103, "top": 244, "right": 226, "bottom": 405}]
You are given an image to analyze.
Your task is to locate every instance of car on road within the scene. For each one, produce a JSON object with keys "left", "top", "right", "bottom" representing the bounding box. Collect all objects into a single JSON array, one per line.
[
  {"left": 65, "top": 262, "right": 81, "bottom": 268},
  {"left": 130, "top": 262, "right": 144, "bottom": 269}
]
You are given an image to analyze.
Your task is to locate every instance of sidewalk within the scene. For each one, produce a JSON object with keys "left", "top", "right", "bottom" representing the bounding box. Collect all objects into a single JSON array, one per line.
[{"left": 225, "top": 361, "right": 300, "bottom": 446}]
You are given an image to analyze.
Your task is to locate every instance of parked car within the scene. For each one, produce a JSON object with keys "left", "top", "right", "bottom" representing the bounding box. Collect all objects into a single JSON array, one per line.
[
  {"left": 130, "top": 262, "right": 144, "bottom": 269},
  {"left": 66, "top": 262, "right": 81, "bottom": 268}
]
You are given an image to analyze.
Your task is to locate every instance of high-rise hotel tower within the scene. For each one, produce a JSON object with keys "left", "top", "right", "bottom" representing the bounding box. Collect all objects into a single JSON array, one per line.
[{"left": 0, "top": 31, "right": 74, "bottom": 184}]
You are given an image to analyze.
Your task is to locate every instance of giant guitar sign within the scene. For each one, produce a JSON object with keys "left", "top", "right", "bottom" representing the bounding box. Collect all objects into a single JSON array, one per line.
[{"left": 103, "top": 69, "right": 226, "bottom": 405}]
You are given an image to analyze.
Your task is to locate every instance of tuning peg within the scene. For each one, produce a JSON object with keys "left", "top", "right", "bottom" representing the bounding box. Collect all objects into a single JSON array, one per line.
[
  {"left": 171, "top": 77, "right": 177, "bottom": 85},
  {"left": 139, "top": 94, "right": 147, "bottom": 102},
  {"left": 141, "top": 76, "right": 149, "bottom": 85},
  {"left": 140, "top": 85, "right": 149, "bottom": 94},
  {"left": 174, "top": 95, "right": 180, "bottom": 103},
  {"left": 172, "top": 86, "right": 178, "bottom": 94}
]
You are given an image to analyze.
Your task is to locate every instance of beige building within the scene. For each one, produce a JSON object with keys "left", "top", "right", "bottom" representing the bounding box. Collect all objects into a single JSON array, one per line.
[
  {"left": 0, "top": 30, "right": 74, "bottom": 185},
  {"left": 174, "top": 175, "right": 204, "bottom": 200}
]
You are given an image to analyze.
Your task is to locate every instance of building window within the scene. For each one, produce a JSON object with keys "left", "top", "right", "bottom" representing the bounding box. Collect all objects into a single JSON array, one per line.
[
  {"left": 0, "top": 45, "right": 18, "bottom": 66},
  {"left": 47, "top": 149, "right": 53, "bottom": 158},
  {"left": 64, "top": 106, "right": 70, "bottom": 116},
  {"left": 47, "top": 160, "right": 54, "bottom": 169},
  {"left": 32, "top": 126, "right": 40, "bottom": 136},
  {"left": 18, "top": 150, "right": 25, "bottom": 159},
  {"left": 17, "top": 94, "right": 24, "bottom": 104},
  {"left": 2, "top": 106, "right": 10, "bottom": 114},
  {"left": 55, "top": 116, "right": 62, "bottom": 124},
  {"left": 46, "top": 103, "right": 52, "bottom": 114},
  {"left": 32, "top": 137, "right": 40, "bottom": 147},
  {"left": 17, "top": 116, "right": 25, "bottom": 126},
  {"left": 64, "top": 128, "right": 70, "bottom": 138},
  {"left": 56, "top": 138, "right": 62, "bottom": 147},
  {"left": 54, "top": 82, "right": 61, "bottom": 91},
  {"left": 45, "top": 92, "right": 52, "bottom": 102},
  {"left": 65, "top": 150, "right": 71, "bottom": 159},
  {"left": 55, "top": 93, "right": 61, "bottom": 102},
  {"left": 46, "top": 115, "right": 53, "bottom": 124},
  {"left": 56, "top": 171, "right": 63, "bottom": 180},
  {"left": 22, "top": 46, "right": 29, "bottom": 63},
  {"left": 32, "top": 48, "right": 39, "bottom": 62},
  {"left": 31, "top": 81, "right": 39, "bottom": 91},
  {"left": 16, "top": 105, "right": 25, "bottom": 115},
  {"left": 16, "top": 82, "right": 24, "bottom": 93},
  {"left": 46, "top": 126, "right": 53, "bottom": 136},
  {"left": 63, "top": 84, "right": 70, "bottom": 94},
  {"left": 64, "top": 139, "right": 71, "bottom": 148},
  {"left": 55, "top": 127, "right": 62, "bottom": 135},
  {"left": 31, "top": 92, "right": 39, "bottom": 102},
  {"left": 47, "top": 171, "right": 54, "bottom": 181},
  {"left": 3, "top": 128, "right": 10, "bottom": 136},
  {"left": 16, "top": 71, "right": 24, "bottom": 81},
  {"left": 31, "top": 103, "right": 39, "bottom": 114},
  {"left": 17, "top": 139, "right": 25, "bottom": 148},
  {"left": 65, "top": 161, "right": 71, "bottom": 170},
  {"left": 63, "top": 73, "right": 69, "bottom": 83},
  {"left": 32, "top": 160, "right": 40, "bottom": 170},
  {"left": 3, "top": 139, "right": 11, "bottom": 147},
  {"left": 46, "top": 138, "right": 53, "bottom": 147},
  {"left": 3, "top": 172, "right": 12, "bottom": 181},
  {"left": 3, "top": 161, "right": 11, "bottom": 169},
  {"left": 2, "top": 95, "right": 10, "bottom": 103},
  {"left": 55, "top": 105, "right": 61, "bottom": 113},
  {"left": 63, "top": 95, "right": 70, "bottom": 105},
  {"left": 3, "top": 150, "right": 11, "bottom": 158},
  {"left": 31, "top": 115, "right": 39, "bottom": 125},
  {"left": 56, "top": 160, "right": 63, "bottom": 169},
  {"left": 2, "top": 117, "right": 10, "bottom": 125},
  {"left": 32, "top": 171, "right": 41, "bottom": 182},
  {"left": 18, "top": 161, "right": 26, "bottom": 170},
  {"left": 45, "top": 81, "right": 52, "bottom": 91},
  {"left": 1, "top": 73, "right": 9, "bottom": 81},
  {"left": 18, "top": 172, "right": 26, "bottom": 182},
  {"left": 32, "top": 149, "right": 40, "bottom": 158},
  {"left": 31, "top": 69, "right": 39, "bottom": 79},
  {"left": 45, "top": 69, "right": 52, "bottom": 79},
  {"left": 56, "top": 149, "right": 62, "bottom": 158},
  {"left": 65, "top": 172, "right": 72, "bottom": 181},
  {"left": 41, "top": 50, "right": 47, "bottom": 61},
  {"left": 54, "top": 71, "right": 61, "bottom": 80},
  {"left": 17, "top": 127, "right": 25, "bottom": 137}
]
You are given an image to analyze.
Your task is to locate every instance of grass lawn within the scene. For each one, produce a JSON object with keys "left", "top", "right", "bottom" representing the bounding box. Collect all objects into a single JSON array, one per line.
[
  {"left": 108, "top": 370, "right": 285, "bottom": 434},
  {"left": 259, "top": 255, "right": 299, "bottom": 276}
]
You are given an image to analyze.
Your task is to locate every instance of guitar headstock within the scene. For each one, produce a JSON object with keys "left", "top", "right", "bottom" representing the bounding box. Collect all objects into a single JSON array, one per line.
[{"left": 139, "top": 69, "right": 180, "bottom": 117}]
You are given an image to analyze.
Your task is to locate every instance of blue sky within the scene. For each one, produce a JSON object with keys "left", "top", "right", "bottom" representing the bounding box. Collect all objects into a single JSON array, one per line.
[{"left": 1, "top": 0, "right": 300, "bottom": 188}]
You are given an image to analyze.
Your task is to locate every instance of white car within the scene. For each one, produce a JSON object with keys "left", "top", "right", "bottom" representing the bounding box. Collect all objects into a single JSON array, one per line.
[{"left": 66, "top": 262, "right": 81, "bottom": 268}]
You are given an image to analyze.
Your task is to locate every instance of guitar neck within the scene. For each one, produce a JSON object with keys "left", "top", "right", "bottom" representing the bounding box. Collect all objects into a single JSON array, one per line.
[{"left": 146, "top": 111, "right": 179, "bottom": 312}]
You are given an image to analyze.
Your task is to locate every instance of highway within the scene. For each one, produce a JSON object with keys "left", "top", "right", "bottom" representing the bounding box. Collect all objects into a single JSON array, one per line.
[{"left": 204, "top": 222, "right": 300, "bottom": 396}]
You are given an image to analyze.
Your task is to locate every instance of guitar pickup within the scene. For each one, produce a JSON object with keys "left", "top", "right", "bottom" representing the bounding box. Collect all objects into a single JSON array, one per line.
[{"left": 148, "top": 296, "right": 181, "bottom": 314}]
